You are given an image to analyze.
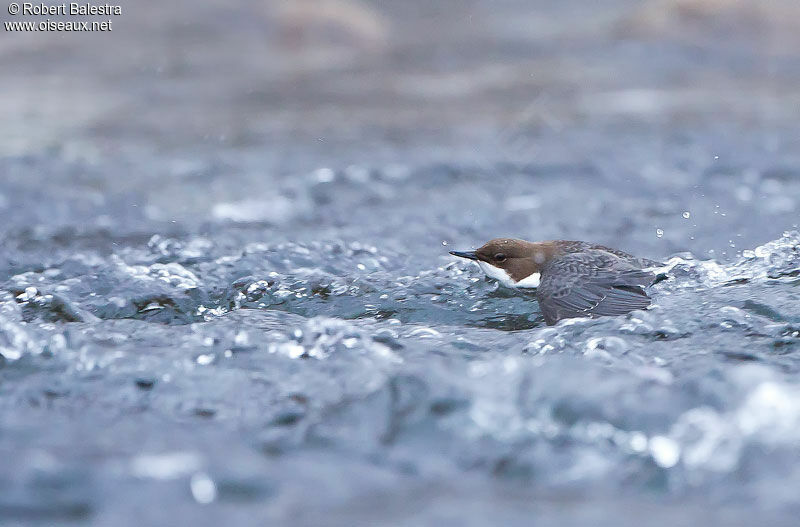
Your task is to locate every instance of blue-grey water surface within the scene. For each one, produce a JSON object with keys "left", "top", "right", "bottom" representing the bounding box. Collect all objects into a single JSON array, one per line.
[{"left": 2, "top": 1, "right": 800, "bottom": 525}]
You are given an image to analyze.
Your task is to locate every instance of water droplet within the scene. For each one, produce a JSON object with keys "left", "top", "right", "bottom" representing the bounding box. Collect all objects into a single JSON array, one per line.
[
  {"left": 656, "top": 229, "right": 664, "bottom": 238},
  {"left": 682, "top": 211, "right": 691, "bottom": 219}
]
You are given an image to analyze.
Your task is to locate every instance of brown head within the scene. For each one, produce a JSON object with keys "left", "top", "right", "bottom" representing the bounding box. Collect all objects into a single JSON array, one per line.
[{"left": 450, "top": 238, "right": 557, "bottom": 288}]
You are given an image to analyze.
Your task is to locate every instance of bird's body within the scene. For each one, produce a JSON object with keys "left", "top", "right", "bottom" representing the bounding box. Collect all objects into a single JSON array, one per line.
[{"left": 450, "top": 239, "right": 662, "bottom": 325}]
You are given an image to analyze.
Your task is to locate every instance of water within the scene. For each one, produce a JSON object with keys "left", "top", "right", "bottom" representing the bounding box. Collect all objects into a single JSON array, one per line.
[{"left": 3, "top": 0, "right": 800, "bottom": 525}]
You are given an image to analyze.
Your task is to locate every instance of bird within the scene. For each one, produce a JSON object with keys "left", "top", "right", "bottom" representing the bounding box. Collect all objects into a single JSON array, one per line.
[{"left": 450, "top": 238, "right": 663, "bottom": 326}]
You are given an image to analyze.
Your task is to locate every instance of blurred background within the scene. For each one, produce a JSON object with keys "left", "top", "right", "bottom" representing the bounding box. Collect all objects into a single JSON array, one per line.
[
  {"left": 2, "top": 1, "right": 800, "bottom": 526},
  {"left": 2, "top": 0, "right": 799, "bottom": 257}
]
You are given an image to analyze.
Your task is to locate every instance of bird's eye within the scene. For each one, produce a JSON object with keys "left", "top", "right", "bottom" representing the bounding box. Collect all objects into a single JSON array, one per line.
[{"left": 494, "top": 253, "right": 506, "bottom": 262}]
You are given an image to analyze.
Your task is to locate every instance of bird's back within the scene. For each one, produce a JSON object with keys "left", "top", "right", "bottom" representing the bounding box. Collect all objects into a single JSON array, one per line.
[{"left": 553, "top": 241, "right": 663, "bottom": 269}]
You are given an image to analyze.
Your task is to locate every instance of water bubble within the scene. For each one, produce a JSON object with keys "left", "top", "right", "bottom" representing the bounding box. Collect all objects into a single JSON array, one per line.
[
  {"left": 585, "top": 336, "right": 628, "bottom": 356},
  {"left": 196, "top": 354, "right": 215, "bottom": 366},
  {"left": 649, "top": 436, "right": 680, "bottom": 468},
  {"left": 312, "top": 167, "right": 336, "bottom": 183},
  {"left": 190, "top": 472, "right": 217, "bottom": 504},
  {"left": 408, "top": 327, "right": 441, "bottom": 338},
  {"left": 736, "top": 186, "right": 753, "bottom": 202},
  {"left": 656, "top": 229, "right": 664, "bottom": 238},
  {"left": 16, "top": 286, "right": 39, "bottom": 302},
  {"left": 283, "top": 344, "right": 306, "bottom": 359},
  {"left": 629, "top": 432, "right": 648, "bottom": 453},
  {"left": 682, "top": 211, "right": 691, "bottom": 219},
  {"left": 504, "top": 194, "right": 543, "bottom": 211},
  {"left": 234, "top": 331, "right": 250, "bottom": 347},
  {"left": 131, "top": 452, "right": 201, "bottom": 480}
]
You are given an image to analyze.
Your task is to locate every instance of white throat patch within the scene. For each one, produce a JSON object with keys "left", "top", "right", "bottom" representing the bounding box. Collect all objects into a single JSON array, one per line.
[
  {"left": 477, "top": 261, "right": 540, "bottom": 289},
  {"left": 515, "top": 271, "right": 541, "bottom": 288}
]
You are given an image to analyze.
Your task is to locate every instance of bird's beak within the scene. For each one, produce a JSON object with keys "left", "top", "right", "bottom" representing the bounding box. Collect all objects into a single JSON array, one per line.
[{"left": 449, "top": 250, "right": 478, "bottom": 261}]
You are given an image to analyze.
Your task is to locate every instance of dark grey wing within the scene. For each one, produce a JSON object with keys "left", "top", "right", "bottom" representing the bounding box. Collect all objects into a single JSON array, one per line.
[{"left": 536, "top": 252, "right": 655, "bottom": 325}]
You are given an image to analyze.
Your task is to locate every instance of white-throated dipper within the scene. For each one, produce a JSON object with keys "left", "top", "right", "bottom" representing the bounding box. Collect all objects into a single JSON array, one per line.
[{"left": 450, "top": 238, "right": 662, "bottom": 325}]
